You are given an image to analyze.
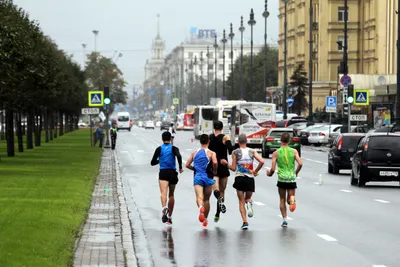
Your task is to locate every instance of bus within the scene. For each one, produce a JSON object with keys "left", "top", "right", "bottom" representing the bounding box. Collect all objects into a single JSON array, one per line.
[
  {"left": 230, "top": 102, "right": 277, "bottom": 149},
  {"left": 183, "top": 110, "right": 194, "bottom": 131},
  {"left": 193, "top": 106, "right": 217, "bottom": 139},
  {"left": 215, "top": 100, "right": 247, "bottom": 135}
]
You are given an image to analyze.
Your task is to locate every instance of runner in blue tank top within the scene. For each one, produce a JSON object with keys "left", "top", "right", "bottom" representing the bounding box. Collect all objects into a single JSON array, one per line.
[{"left": 186, "top": 134, "right": 217, "bottom": 227}]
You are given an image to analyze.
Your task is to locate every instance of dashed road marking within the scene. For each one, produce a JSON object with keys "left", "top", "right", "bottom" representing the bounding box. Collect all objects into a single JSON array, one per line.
[
  {"left": 313, "top": 182, "right": 321, "bottom": 185},
  {"left": 120, "top": 151, "right": 129, "bottom": 153},
  {"left": 253, "top": 201, "right": 265, "bottom": 206},
  {"left": 278, "top": 215, "right": 293, "bottom": 220},
  {"left": 374, "top": 199, "right": 390, "bottom": 204},
  {"left": 137, "top": 150, "right": 145, "bottom": 153},
  {"left": 340, "top": 189, "right": 352, "bottom": 193},
  {"left": 317, "top": 234, "right": 337, "bottom": 242},
  {"left": 303, "top": 158, "right": 328, "bottom": 165},
  {"left": 185, "top": 148, "right": 193, "bottom": 151},
  {"left": 372, "top": 265, "right": 387, "bottom": 267}
]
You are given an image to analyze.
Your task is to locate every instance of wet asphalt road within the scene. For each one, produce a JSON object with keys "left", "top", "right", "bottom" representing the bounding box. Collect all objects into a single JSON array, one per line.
[{"left": 117, "top": 127, "right": 400, "bottom": 267}]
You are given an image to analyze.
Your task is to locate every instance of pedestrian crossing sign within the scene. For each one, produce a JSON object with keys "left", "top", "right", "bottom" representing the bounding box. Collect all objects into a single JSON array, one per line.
[
  {"left": 354, "top": 90, "right": 369, "bottom": 106},
  {"left": 88, "top": 91, "right": 104, "bottom": 107}
]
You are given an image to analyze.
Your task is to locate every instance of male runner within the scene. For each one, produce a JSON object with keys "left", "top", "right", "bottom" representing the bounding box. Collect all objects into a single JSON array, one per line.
[
  {"left": 185, "top": 134, "right": 218, "bottom": 227},
  {"left": 221, "top": 134, "right": 264, "bottom": 230},
  {"left": 208, "top": 120, "right": 235, "bottom": 222},
  {"left": 168, "top": 123, "right": 176, "bottom": 145},
  {"left": 151, "top": 131, "right": 184, "bottom": 225},
  {"left": 266, "top": 132, "right": 303, "bottom": 227}
]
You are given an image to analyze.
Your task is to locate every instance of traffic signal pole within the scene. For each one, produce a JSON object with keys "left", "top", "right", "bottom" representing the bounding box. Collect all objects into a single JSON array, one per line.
[
  {"left": 341, "top": 0, "right": 349, "bottom": 133},
  {"left": 103, "top": 86, "right": 111, "bottom": 149},
  {"left": 396, "top": 0, "right": 400, "bottom": 129}
]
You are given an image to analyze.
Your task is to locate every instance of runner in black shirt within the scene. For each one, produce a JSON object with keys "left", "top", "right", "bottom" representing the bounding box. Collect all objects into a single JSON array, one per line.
[{"left": 208, "top": 120, "right": 235, "bottom": 222}]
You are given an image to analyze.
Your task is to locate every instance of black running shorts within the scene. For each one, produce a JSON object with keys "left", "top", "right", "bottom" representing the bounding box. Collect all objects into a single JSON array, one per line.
[
  {"left": 277, "top": 181, "right": 297, "bottom": 189},
  {"left": 233, "top": 176, "right": 255, "bottom": 192},
  {"left": 215, "top": 163, "right": 230, "bottom": 178},
  {"left": 159, "top": 169, "right": 179, "bottom": 185}
]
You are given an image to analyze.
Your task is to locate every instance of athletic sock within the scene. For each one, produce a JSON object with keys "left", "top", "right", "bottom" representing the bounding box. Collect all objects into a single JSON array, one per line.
[
  {"left": 283, "top": 217, "right": 287, "bottom": 222},
  {"left": 214, "top": 190, "right": 220, "bottom": 199}
]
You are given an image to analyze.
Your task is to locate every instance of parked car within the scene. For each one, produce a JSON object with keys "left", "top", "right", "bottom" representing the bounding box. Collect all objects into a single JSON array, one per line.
[
  {"left": 261, "top": 128, "right": 301, "bottom": 158},
  {"left": 160, "top": 120, "right": 171, "bottom": 131},
  {"left": 298, "top": 124, "right": 326, "bottom": 145},
  {"left": 328, "top": 133, "right": 365, "bottom": 174},
  {"left": 308, "top": 124, "right": 342, "bottom": 146},
  {"left": 374, "top": 123, "right": 399, "bottom": 133},
  {"left": 156, "top": 121, "right": 162, "bottom": 127},
  {"left": 275, "top": 116, "right": 308, "bottom": 128},
  {"left": 329, "top": 125, "right": 371, "bottom": 144},
  {"left": 137, "top": 121, "right": 143, "bottom": 128},
  {"left": 351, "top": 133, "right": 400, "bottom": 187},
  {"left": 288, "top": 122, "right": 314, "bottom": 136},
  {"left": 145, "top": 121, "right": 155, "bottom": 129}
]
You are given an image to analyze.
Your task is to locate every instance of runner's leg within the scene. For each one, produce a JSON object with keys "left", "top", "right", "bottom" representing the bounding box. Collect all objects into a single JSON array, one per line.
[
  {"left": 213, "top": 177, "right": 220, "bottom": 198},
  {"left": 278, "top": 187, "right": 288, "bottom": 226},
  {"left": 167, "top": 184, "right": 176, "bottom": 217},
  {"left": 203, "top": 185, "right": 212, "bottom": 219},
  {"left": 159, "top": 180, "right": 169, "bottom": 223},
  {"left": 194, "top": 185, "right": 205, "bottom": 222},
  {"left": 236, "top": 190, "right": 246, "bottom": 222},
  {"left": 219, "top": 177, "right": 228, "bottom": 213},
  {"left": 244, "top": 191, "right": 254, "bottom": 217},
  {"left": 288, "top": 188, "right": 296, "bottom": 212}
]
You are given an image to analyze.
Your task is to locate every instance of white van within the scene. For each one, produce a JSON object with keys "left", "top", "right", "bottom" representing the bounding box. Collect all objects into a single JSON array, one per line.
[
  {"left": 193, "top": 106, "right": 217, "bottom": 139},
  {"left": 117, "top": 112, "right": 131, "bottom": 131},
  {"left": 215, "top": 100, "right": 247, "bottom": 136}
]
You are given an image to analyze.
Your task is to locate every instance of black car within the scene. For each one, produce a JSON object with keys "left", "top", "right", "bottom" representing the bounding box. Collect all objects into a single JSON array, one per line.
[
  {"left": 374, "top": 123, "right": 399, "bottom": 133},
  {"left": 328, "top": 133, "right": 365, "bottom": 174},
  {"left": 160, "top": 121, "right": 171, "bottom": 131},
  {"left": 351, "top": 133, "right": 400, "bottom": 187}
]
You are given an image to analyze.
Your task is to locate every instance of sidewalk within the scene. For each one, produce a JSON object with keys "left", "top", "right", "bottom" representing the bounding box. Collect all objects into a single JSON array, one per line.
[{"left": 73, "top": 149, "right": 137, "bottom": 267}]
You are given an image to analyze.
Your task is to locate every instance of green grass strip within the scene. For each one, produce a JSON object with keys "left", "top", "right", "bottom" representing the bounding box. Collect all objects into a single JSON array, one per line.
[{"left": 0, "top": 129, "right": 102, "bottom": 267}]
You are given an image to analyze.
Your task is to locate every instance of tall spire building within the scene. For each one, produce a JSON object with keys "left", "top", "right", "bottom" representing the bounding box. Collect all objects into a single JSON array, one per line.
[{"left": 144, "top": 14, "right": 165, "bottom": 81}]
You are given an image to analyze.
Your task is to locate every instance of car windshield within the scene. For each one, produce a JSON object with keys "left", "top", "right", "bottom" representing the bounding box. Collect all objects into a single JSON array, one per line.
[
  {"left": 269, "top": 130, "right": 294, "bottom": 137},
  {"left": 118, "top": 116, "right": 129, "bottom": 122}
]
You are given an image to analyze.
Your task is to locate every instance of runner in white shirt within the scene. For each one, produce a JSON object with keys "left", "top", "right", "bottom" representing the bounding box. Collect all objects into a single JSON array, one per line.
[{"left": 168, "top": 123, "right": 176, "bottom": 145}]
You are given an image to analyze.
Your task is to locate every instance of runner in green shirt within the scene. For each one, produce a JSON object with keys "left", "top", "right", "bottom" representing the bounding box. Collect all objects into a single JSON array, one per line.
[{"left": 266, "top": 132, "right": 303, "bottom": 227}]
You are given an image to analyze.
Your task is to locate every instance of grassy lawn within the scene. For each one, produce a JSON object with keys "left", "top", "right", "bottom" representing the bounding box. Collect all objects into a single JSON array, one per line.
[{"left": 0, "top": 129, "right": 102, "bottom": 267}]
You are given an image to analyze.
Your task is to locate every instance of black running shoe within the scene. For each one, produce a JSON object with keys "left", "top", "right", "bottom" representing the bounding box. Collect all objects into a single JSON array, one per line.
[
  {"left": 162, "top": 207, "right": 169, "bottom": 223},
  {"left": 219, "top": 197, "right": 226, "bottom": 213},
  {"left": 166, "top": 217, "right": 172, "bottom": 225}
]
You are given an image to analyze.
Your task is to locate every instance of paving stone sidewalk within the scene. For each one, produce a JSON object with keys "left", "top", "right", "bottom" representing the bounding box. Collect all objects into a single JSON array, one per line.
[{"left": 73, "top": 149, "right": 136, "bottom": 267}]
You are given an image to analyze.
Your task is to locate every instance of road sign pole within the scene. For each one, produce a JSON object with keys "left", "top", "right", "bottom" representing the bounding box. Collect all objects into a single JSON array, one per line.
[
  {"left": 348, "top": 103, "right": 352, "bottom": 133},
  {"left": 89, "top": 115, "right": 93, "bottom": 147},
  {"left": 104, "top": 104, "right": 111, "bottom": 149}
]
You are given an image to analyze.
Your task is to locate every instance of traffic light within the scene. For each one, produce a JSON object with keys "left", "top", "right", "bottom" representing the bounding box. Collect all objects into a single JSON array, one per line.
[
  {"left": 104, "top": 86, "right": 110, "bottom": 105},
  {"left": 347, "top": 84, "right": 354, "bottom": 103},
  {"left": 343, "top": 104, "right": 349, "bottom": 116}
]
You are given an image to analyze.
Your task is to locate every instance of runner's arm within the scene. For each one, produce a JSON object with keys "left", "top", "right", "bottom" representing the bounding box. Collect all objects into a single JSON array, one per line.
[
  {"left": 211, "top": 151, "right": 218, "bottom": 175},
  {"left": 267, "top": 151, "right": 278, "bottom": 176},
  {"left": 185, "top": 151, "right": 195, "bottom": 171},
  {"left": 150, "top": 146, "right": 161, "bottom": 166},
  {"left": 223, "top": 135, "right": 235, "bottom": 155},
  {"left": 252, "top": 151, "right": 265, "bottom": 174},
  {"left": 222, "top": 152, "right": 237, "bottom": 171},
  {"left": 293, "top": 149, "right": 303, "bottom": 176},
  {"left": 172, "top": 146, "right": 183, "bottom": 170}
]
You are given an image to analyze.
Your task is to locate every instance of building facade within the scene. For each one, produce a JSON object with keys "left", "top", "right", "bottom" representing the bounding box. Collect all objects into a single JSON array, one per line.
[{"left": 276, "top": 0, "right": 398, "bottom": 113}]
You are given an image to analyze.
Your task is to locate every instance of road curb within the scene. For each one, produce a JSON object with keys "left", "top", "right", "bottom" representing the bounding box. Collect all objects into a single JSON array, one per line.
[{"left": 114, "top": 150, "right": 138, "bottom": 267}]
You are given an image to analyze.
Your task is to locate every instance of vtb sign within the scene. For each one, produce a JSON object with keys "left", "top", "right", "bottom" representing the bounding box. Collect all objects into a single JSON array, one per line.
[{"left": 198, "top": 29, "right": 216, "bottom": 38}]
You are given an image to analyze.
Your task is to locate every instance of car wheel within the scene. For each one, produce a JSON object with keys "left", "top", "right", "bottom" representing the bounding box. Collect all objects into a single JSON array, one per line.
[
  {"left": 350, "top": 171, "right": 357, "bottom": 186},
  {"left": 328, "top": 163, "right": 333, "bottom": 174},
  {"left": 332, "top": 163, "right": 339, "bottom": 174}
]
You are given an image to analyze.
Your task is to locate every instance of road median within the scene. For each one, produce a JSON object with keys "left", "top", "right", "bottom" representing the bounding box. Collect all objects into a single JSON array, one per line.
[{"left": 0, "top": 129, "right": 102, "bottom": 267}]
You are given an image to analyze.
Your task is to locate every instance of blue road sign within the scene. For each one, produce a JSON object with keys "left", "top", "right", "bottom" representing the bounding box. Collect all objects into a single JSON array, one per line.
[
  {"left": 150, "top": 90, "right": 155, "bottom": 95},
  {"left": 152, "top": 100, "right": 156, "bottom": 105},
  {"left": 287, "top": 98, "right": 294, "bottom": 108},
  {"left": 166, "top": 89, "right": 171, "bottom": 95},
  {"left": 326, "top": 96, "right": 337, "bottom": 107},
  {"left": 340, "top": 75, "right": 352, "bottom": 87},
  {"left": 133, "top": 91, "right": 137, "bottom": 96}
]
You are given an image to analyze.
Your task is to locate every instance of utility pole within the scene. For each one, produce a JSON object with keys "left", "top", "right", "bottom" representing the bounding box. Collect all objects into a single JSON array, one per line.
[
  {"left": 308, "top": 0, "right": 313, "bottom": 122},
  {"left": 341, "top": 0, "right": 349, "bottom": 133},
  {"left": 396, "top": 0, "right": 400, "bottom": 128}
]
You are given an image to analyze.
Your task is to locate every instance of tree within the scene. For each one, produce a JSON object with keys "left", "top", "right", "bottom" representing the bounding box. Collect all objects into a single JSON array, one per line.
[
  {"left": 226, "top": 45, "right": 279, "bottom": 101},
  {"left": 289, "top": 63, "right": 308, "bottom": 116},
  {"left": 84, "top": 52, "right": 128, "bottom": 111}
]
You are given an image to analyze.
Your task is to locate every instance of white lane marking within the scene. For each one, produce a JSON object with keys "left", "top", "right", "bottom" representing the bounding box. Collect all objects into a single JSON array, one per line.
[
  {"left": 185, "top": 148, "right": 193, "bottom": 151},
  {"left": 137, "top": 150, "right": 145, "bottom": 153},
  {"left": 120, "top": 151, "right": 129, "bottom": 153},
  {"left": 253, "top": 201, "right": 265, "bottom": 206},
  {"left": 374, "top": 199, "right": 390, "bottom": 204},
  {"left": 313, "top": 182, "right": 321, "bottom": 185},
  {"left": 317, "top": 234, "right": 337, "bottom": 242},
  {"left": 340, "top": 189, "right": 352, "bottom": 193},
  {"left": 303, "top": 158, "right": 328, "bottom": 165},
  {"left": 372, "top": 265, "right": 387, "bottom": 267},
  {"left": 278, "top": 215, "right": 293, "bottom": 220}
]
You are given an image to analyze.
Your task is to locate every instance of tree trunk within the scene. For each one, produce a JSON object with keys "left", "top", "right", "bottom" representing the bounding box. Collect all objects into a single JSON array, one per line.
[
  {"left": 59, "top": 111, "right": 64, "bottom": 136},
  {"left": 0, "top": 103, "right": 5, "bottom": 140},
  {"left": 22, "top": 114, "right": 26, "bottom": 136},
  {"left": 6, "top": 109, "right": 15, "bottom": 157},
  {"left": 26, "top": 109, "right": 34, "bottom": 149},
  {"left": 34, "top": 109, "right": 41, "bottom": 147},
  {"left": 54, "top": 112, "right": 58, "bottom": 138},
  {"left": 45, "top": 109, "right": 49, "bottom": 143},
  {"left": 49, "top": 112, "right": 54, "bottom": 141},
  {"left": 16, "top": 112, "right": 24, "bottom": 153}
]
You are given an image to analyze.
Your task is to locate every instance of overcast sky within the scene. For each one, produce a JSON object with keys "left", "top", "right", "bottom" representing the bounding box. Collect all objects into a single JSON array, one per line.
[{"left": 13, "top": 0, "right": 279, "bottom": 90}]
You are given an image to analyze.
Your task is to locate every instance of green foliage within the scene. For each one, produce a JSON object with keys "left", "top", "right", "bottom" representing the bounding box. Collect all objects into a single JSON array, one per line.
[
  {"left": 289, "top": 63, "right": 308, "bottom": 115},
  {"left": 84, "top": 52, "right": 128, "bottom": 110},
  {"left": 226, "top": 45, "right": 279, "bottom": 101}
]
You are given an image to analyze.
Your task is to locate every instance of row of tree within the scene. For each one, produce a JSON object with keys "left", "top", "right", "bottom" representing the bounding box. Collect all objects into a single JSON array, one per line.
[{"left": 0, "top": 0, "right": 128, "bottom": 157}]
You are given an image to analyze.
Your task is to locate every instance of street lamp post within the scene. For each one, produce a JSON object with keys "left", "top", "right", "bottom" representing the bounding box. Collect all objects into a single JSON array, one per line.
[
  {"left": 263, "top": 1, "right": 270, "bottom": 103},
  {"left": 308, "top": 0, "right": 314, "bottom": 122},
  {"left": 396, "top": 0, "right": 400, "bottom": 128},
  {"left": 200, "top": 51, "right": 205, "bottom": 104},
  {"left": 248, "top": 9, "right": 256, "bottom": 94},
  {"left": 92, "top": 30, "right": 99, "bottom": 53},
  {"left": 228, "top": 23, "right": 235, "bottom": 100},
  {"left": 239, "top": 16, "right": 245, "bottom": 99},
  {"left": 213, "top": 35, "right": 219, "bottom": 99},
  {"left": 206, "top": 46, "right": 210, "bottom": 104},
  {"left": 221, "top": 30, "right": 227, "bottom": 98},
  {"left": 282, "top": 0, "right": 288, "bottom": 120}
]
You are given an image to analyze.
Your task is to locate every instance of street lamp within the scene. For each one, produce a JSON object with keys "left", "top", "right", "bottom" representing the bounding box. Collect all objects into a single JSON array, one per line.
[
  {"left": 92, "top": 30, "right": 99, "bottom": 52},
  {"left": 263, "top": 1, "right": 270, "bottom": 103},
  {"left": 200, "top": 51, "right": 205, "bottom": 104},
  {"left": 239, "top": 16, "right": 245, "bottom": 99},
  {"left": 228, "top": 23, "right": 235, "bottom": 100},
  {"left": 282, "top": 0, "right": 288, "bottom": 120},
  {"left": 206, "top": 46, "right": 210, "bottom": 104},
  {"left": 396, "top": 0, "right": 400, "bottom": 128},
  {"left": 213, "top": 35, "right": 219, "bottom": 99},
  {"left": 248, "top": 9, "right": 256, "bottom": 94},
  {"left": 221, "top": 30, "right": 227, "bottom": 98}
]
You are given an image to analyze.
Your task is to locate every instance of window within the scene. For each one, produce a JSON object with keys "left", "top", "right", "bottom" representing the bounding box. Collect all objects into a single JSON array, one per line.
[
  {"left": 208, "top": 64, "right": 214, "bottom": 70},
  {"left": 219, "top": 64, "right": 224, "bottom": 70},
  {"left": 118, "top": 116, "right": 129, "bottom": 122},
  {"left": 202, "top": 108, "right": 215, "bottom": 120},
  {"left": 337, "top": 36, "right": 345, "bottom": 51},
  {"left": 208, "top": 52, "right": 214, "bottom": 59},
  {"left": 269, "top": 130, "right": 294, "bottom": 138},
  {"left": 188, "top": 52, "right": 193, "bottom": 58},
  {"left": 222, "top": 110, "right": 231, "bottom": 118},
  {"left": 229, "top": 64, "right": 233, "bottom": 70},
  {"left": 338, "top": 7, "right": 348, "bottom": 22},
  {"left": 229, "top": 51, "right": 233, "bottom": 59},
  {"left": 219, "top": 52, "right": 224, "bottom": 59}
]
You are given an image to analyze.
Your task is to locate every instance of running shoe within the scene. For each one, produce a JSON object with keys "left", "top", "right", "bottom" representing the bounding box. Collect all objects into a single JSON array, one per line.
[
  {"left": 281, "top": 221, "right": 288, "bottom": 227},
  {"left": 202, "top": 218, "right": 208, "bottom": 227},
  {"left": 289, "top": 196, "right": 296, "bottom": 212},
  {"left": 219, "top": 197, "right": 226, "bottom": 213},
  {"left": 241, "top": 222, "right": 249, "bottom": 230},
  {"left": 166, "top": 217, "right": 172, "bottom": 225},
  {"left": 246, "top": 202, "right": 254, "bottom": 218},
  {"left": 162, "top": 207, "right": 169, "bottom": 223},
  {"left": 198, "top": 206, "right": 205, "bottom": 223},
  {"left": 214, "top": 215, "right": 220, "bottom": 223}
]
